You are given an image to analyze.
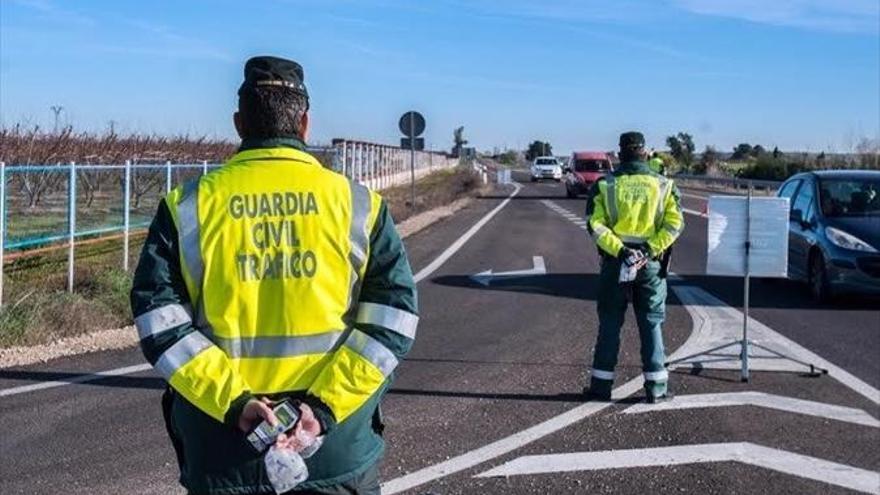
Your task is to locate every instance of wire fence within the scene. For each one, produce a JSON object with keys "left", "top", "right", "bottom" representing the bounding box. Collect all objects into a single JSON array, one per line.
[{"left": 0, "top": 141, "right": 458, "bottom": 306}]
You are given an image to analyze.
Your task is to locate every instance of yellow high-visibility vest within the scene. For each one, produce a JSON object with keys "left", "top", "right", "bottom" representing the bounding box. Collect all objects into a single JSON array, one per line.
[
  {"left": 157, "top": 146, "right": 394, "bottom": 423},
  {"left": 589, "top": 171, "right": 684, "bottom": 258}
]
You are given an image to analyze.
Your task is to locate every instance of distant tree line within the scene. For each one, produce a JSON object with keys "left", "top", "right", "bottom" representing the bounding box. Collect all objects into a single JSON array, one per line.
[{"left": 659, "top": 131, "right": 879, "bottom": 181}]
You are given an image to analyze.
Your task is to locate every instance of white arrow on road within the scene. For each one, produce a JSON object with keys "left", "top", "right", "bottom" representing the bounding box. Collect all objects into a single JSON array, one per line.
[
  {"left": 470, "top": 256, "right": 546, "bottom": 286},
  {"left": 476, "top": 442, "right": 880, "bottom": 494},
  {"left": 622, "top": 391, "right": 880, "bottom": 428}
]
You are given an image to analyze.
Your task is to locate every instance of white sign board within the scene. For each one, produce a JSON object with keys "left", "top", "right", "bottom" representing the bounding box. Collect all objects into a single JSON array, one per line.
[
  {"left": 496, "top": 169, "right": 512, "bottom": 185},
  {"left": 706, "top": 196, "right": 789, "bottom": 278}
]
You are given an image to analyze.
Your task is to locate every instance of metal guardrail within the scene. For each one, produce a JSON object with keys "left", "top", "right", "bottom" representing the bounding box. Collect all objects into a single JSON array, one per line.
[
  {"left": 0, "top": 142, "right": 458, "bottom": 306},
  {"left": 674, "top": 174, "right": 782, "bottom": 193}
]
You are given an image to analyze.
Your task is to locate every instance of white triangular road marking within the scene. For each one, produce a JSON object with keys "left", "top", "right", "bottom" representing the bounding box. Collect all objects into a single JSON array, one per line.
[
  {"left": 476, "top": 442, "right": 880, "bottom": 495},
  {"left": 623, "top": 392, "right": 879, "bottom": 428}
]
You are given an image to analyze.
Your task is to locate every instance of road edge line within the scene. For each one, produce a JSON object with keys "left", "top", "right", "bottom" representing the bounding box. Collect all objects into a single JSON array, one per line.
[{"left": 413, "top": 183, "right": 522, "bottom": 283}]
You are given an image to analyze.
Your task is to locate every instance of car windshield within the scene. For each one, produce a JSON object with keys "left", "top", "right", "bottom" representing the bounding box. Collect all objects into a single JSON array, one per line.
[
  {"left": 536, "top": 159, "right": 557, "bottom": 165},
  {"left": 818, "top": 178, "right": 880, "bottom": 217},
  {"left": 574, "top": 159, "right": 609, "bottom": 172}
]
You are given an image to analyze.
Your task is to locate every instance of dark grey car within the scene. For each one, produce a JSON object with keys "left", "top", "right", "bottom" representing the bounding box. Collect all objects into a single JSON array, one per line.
[{"left": 777, "top": 170, "right": 880, "bottom": 301}]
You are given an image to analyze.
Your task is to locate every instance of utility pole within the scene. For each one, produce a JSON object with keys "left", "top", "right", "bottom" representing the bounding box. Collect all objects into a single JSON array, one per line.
[{"left": 50, "top": 105, "right": 63, "bottom": 133}]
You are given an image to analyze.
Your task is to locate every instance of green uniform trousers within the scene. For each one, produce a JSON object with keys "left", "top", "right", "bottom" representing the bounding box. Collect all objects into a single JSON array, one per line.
[
  {"left": 187, "top": 465, "right": 379, "bottom": 495},
  {"left": 590, "top": 256, "right": 669, "bottom": 398}
]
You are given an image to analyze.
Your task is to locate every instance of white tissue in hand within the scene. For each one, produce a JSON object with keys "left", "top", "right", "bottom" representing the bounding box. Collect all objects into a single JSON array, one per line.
[
  {"left": 298, "top": 434, "right": 324, "bottom": 459},
  {"left": 265, "top": 446, "right": 308, "bottom": 494}
]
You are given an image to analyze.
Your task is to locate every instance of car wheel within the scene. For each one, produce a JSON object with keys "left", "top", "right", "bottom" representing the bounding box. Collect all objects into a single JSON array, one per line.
[
  {"left": 808, "top": 252, "right": 832, "bottom": 303},
  {"left": 530, "top": 177, "right": 536, "bottom": 182}
]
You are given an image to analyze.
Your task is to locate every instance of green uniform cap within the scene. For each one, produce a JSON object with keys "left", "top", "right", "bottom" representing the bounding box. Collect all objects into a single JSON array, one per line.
[
  {"left": 238, "top": 55, "right": 309, "bottom": 101},
  {"left": 619, "top": 131, "right": 645, "bottom": 149}
]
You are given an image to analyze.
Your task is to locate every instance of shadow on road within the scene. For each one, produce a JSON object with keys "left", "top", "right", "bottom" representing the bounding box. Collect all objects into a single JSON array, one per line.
[
  {"left": 0, "top": 369, "right": 164, "bottom": 390},
  {"left": 388, "top": 387, "right": 585, "bottom": 403},
  {"left": 404, "top": 357, "right": 582, "bottom": 368},
  {"left": 430, "top": 272, "right": 880, "bottom": 311}
]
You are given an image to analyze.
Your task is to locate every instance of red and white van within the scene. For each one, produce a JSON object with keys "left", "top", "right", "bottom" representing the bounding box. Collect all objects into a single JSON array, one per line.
[{"left": 564, "top": 151, "right": 613, "bottom": 198}]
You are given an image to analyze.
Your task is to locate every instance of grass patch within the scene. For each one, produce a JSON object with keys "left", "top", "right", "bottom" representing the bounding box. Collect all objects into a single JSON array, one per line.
[
  {"left": 1, "top": 237, "right": 140, "bottom": 348},
  {"left": 381, "top": 166, "right": 484, "bottom": 223}
]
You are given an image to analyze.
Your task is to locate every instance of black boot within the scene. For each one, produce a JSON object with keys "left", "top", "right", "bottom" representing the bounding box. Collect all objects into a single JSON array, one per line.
[{"left": 645, "top": 390, "right": 674, "bottom": 404}]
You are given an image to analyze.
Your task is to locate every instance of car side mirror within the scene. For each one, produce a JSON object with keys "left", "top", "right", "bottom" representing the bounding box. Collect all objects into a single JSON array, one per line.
[
  {"left": 790, "top": 208, "right": 804, "bottom": 223},
  {"left": 802, "top": 216, "right": 816, "bottom": 230}
]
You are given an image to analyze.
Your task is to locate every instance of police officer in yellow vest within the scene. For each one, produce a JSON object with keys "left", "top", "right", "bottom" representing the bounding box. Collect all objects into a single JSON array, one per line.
[
  {"left": 584, "top": 132, "right": 684, "bottom": 402},
  {"left": 648, "top": 151, "right": 666, "bottom": 175},
  {"left": 131, "top": 56, "right": 418, "bottom": 494}
]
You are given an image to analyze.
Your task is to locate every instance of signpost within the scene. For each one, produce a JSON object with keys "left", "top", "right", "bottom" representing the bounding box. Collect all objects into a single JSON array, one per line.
[
  {"left": 399, "top": 111, "right": 425, "bottom": 208},
  {"left": 666, "top": 187, "right": 826, "bottom": 381}
]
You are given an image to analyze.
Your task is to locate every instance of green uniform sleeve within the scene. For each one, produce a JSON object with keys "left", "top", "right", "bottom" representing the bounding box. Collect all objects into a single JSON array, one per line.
[
  {"left": 646, "top": 182, "right": 685, "bottom": 256},
  {"left": 306, "top": 200, "right": 418, "bottom": 431},
  {"left": 587, "top": 179, "right": 625, "bottom": 257},
  {"left": 130, "top": 200, "right": 253, "bottom": 427}
]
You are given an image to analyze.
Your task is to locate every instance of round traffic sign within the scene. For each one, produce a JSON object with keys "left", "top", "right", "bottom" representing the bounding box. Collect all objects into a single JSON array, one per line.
[{"left": 399, "top": 111, "right": 425, "bottom": 137}]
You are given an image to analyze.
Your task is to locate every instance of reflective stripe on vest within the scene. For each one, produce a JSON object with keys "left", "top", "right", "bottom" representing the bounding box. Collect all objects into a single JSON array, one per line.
[
  {"left": 619, "top": 234, "right": 651, "bottom": 244},
  {"left": 177, "top": 180, "right": 204, "bottom": 302},
  {"left": 343, "top": 182, "right": 372, "bottom": 326},
  {"left": 344, "top": 329, "right": 398, "bottom": 376},
  {"left": 135, "top": 303, "right": 193, "bottom": 340},
  {"left": 155, "top": 332, "right": 213, "bottom": 379},
  {"left": 212, "top": 331, "right": 345, "bottom": 359},
  {"left": 590, "top": 224, "right": 611, "bottom": 243},
  {"left": 604, "top": 175, "right": 618, "bottom": 225},
  {"left": 655, "top": 179, "right": 670, "bottom": 230},
  {"left": 356, "top": 302, "right": 418, "bottom": 339}
]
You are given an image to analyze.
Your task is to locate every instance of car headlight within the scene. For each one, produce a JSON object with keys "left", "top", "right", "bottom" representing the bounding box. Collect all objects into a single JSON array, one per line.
[{"left": 825, "top": 227, "right": 879, "bottom": 253}]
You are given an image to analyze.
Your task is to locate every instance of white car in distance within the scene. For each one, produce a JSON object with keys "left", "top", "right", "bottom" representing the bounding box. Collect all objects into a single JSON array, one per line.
[{"left": 530, "top": 156, "right": 562, "bottom": 182}]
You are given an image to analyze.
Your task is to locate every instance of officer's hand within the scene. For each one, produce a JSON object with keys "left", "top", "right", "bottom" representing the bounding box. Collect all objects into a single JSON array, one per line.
[
  {"left": 619, "top": 247, "right": 639, "bottom": 264},
  {"left": 237, "top": 397, "right": 277, "bottom": 433},
  {"left": 274, "top": 403, "right": 322, "bottom": 453},
  {"left": 620, "top": 247, "right": 649, "bottom": 269}
]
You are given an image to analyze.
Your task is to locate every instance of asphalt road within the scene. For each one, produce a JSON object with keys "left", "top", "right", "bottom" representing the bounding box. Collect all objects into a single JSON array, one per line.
[{"left": 1, "top": 173, "right": 878, "bottom": 495}]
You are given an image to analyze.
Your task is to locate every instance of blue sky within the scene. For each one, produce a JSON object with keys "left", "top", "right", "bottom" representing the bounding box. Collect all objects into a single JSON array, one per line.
[{"left": 1, "top": 0, "right": 878, "bottom": 153}]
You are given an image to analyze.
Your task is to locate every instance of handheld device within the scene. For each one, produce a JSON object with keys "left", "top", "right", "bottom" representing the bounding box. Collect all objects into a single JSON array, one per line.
[
  {"left": 246, "top": 400, "right": 301, "bottom": 453},
  {"left": 619, "top": 250, "right": 647, "bottom": 283}
]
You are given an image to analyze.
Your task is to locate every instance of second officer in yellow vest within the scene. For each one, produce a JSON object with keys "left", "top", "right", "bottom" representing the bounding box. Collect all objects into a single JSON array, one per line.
[
  {"left": 131, "top": 56, "right": 418, "bottom": 494},
  {"left": 585, "top": 131, "right": 684, "bottom": 402}
]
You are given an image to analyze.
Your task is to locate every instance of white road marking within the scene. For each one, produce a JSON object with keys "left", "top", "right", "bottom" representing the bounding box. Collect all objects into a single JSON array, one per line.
[
  {"left": 623, "top": 391, "right": 880, "bottom": 428},
  {"left": 0, "top": 363, "right": 152, "bottom": 397},
  {"left": 540, "top": 200, "right": 588, "bottom": 231},
  {"left": 385, "top": 198, "right": 878, "bottom": 492},
  {"left": 475, "top": 442, "right": 880, "bottom": 495},
  {"left": 669, "top": 285, "right": 880, "bottom": 405},
  {"left": 681, "top": 192, "right": 711, "bottom": 200},
  {"left": 381, "top": 378, "right": 644, "bottom": 494},
  {"left": 414, "top": 183, "right": 522, "bottom": 283},
  {"left": 682, "top": 207, "right": 707, "bottom": 217},
  {"left": 470, "top": 256, "right": 546, "bottom": 286},
  {"left": 0, "top": 183, "right": 524, "bottom": 397}
]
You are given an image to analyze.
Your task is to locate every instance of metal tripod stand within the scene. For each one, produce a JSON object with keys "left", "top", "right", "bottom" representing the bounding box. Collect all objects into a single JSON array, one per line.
[{"left": 665, "top": 185, "right": 827, "bottom": 382}]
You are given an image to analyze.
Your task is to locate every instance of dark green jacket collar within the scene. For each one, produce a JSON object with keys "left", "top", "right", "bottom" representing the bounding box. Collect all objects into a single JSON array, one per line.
[
  {"left": 238, "top": 136, "right": 307, "bottom": 152},
  {"left": 615, "top": 161, "right": 652, "bottom": 175}
]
